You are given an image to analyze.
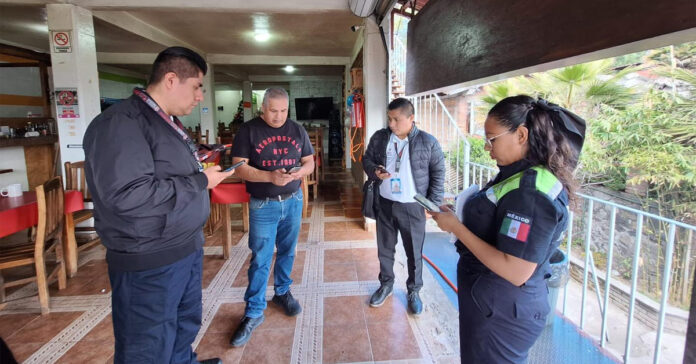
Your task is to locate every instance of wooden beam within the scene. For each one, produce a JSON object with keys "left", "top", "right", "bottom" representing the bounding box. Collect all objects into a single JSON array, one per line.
[
  {"left": 0, "top": 94, "right": 45, "bottom": 107},
  {"left": 0, "top": 63, "right": 41, "bottom": 68},
  {"left": 0, "top": 54, "right": 38, "bottom": 63},
  {"left": 0, "top": 43, "right": 50, "bottom": 64}
]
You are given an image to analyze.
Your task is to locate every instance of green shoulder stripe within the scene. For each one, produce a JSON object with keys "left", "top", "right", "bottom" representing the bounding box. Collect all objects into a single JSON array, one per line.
[{"left": 485, "top": 166, "right": 562, "bottom": 205}]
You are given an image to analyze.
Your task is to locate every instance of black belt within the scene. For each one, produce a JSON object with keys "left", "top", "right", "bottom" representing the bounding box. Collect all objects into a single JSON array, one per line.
[{"left": 254, "top": 191, "right": 297, "bottom": 202}]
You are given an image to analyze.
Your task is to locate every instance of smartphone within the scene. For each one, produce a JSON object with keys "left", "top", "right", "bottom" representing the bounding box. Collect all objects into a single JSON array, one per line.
[
  {"left": 413, "top": 193, "right": 441, "bottom": 212},
  {"left": 375, "top": 166, "right": 388, "bottom": 174},
  {"left": 224, "top": 160, "right": 245, "bottom": 172},
  {"left": 286, "top": 166, "right": 302, "bottom": 174}
]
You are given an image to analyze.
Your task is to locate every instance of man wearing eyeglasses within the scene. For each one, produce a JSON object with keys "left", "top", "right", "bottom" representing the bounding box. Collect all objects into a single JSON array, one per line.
[
  {"left": 362, "top": 98, "right": 445, "bottom": 314},
  {"left": 84, "top": 47, "right": 229, "bottom": 364}
]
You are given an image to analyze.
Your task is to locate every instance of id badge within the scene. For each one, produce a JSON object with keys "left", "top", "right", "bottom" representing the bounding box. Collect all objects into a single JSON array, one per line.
[{"left": 390, "top": 178, "right": 402, "bottom": 194}]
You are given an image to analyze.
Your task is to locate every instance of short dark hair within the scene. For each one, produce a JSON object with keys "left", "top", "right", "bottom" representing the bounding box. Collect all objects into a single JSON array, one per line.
[
  {"left": 148, "top": 46, "right": 207, "bottom": 86},
  {"left": 388, "top": 97, "right": 414, "bottom": 117}
]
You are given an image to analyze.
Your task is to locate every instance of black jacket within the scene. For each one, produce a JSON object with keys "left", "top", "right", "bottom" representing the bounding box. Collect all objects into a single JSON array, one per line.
[
  {"left": 363, "top": 125, "right": 445, "bottom": 205},
  {"left": 83, "top": 94, "right": 210, "bottom": 271}
]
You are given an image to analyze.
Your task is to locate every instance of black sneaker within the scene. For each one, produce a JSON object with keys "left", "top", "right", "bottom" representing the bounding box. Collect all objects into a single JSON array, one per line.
[
  {"left": 198, "top": 359, "right": 222, "bottom": 364},
  {"left": 229, "top": 316, "right": 264, "bottom": 347},
  {"left": 369, "top": 284, "right": 393, "bottom": 307},
  {"left": 272, "top": 290, "right": 302, "bottom": 316},
  {"left": 408, "top": 290, "right": 423, "bottom": 314}
]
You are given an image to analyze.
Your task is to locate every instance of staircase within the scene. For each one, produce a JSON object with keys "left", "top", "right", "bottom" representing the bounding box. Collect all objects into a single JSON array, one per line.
[
  {"left": 391, "top": 71, "right": 405, "bottom": 99},
  {"left": 390, "top": 37, "right": 407, "bottom": 100}
]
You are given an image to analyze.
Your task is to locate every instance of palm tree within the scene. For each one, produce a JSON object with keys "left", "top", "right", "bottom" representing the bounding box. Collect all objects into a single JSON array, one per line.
[{"left": 480, "top": 59, "right": 639, "bottom": 116}]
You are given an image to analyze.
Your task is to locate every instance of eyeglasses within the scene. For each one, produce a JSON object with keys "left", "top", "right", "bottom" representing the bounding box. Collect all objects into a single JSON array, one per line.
[{"left": 484, "top": 130, "right": 513, "bottom": 148}]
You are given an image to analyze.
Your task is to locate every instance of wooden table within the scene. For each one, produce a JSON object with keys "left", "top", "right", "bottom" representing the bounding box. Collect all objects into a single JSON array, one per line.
[
  {"left": 210, "top": 178, "right": 249, "bottom": 259},
  {"left": 0, "top": 190, "right": 84, "bottom": 276}
]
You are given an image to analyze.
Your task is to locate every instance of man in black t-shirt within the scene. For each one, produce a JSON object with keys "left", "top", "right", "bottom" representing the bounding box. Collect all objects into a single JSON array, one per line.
[{"left": 229, "top": 87, "right": 314, "bottom": 347}]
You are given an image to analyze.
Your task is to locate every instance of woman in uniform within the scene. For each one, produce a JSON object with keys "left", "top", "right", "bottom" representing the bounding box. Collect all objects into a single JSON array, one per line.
[{"left": 431, "top": 95, "right": 586, "bottom": 363}]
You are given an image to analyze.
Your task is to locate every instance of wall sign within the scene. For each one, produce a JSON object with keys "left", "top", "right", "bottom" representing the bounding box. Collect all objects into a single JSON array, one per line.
[
  {"left": 51, "top": 31, "right": 72, "bottom": 53},
  {"left": 55, "top": 89, "right": 79, "bottom": 119}
]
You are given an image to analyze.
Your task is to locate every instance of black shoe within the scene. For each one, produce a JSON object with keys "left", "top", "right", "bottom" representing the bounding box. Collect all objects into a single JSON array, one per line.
[
  {"left": 369, "top": 284, "right": 393, "bottom": 307},
  {"left": 199, "top": 359, "right": 222, "bottom": 364},
  {"left": 408, "top": 290, "right": 423, "bottom": 314},
  {"left": 272, "top": 290, "right": 302, "bottom": 316},
  {"left": 229, "top": 316, "right": 264, "bottom": 347}
]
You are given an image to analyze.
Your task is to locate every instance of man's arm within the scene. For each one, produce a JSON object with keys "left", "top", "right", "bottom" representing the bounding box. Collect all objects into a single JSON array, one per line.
[
  {"left": 86, "top": 115, "right": 207, "bottom": 218},
  {"left": 426, "top": 138, "right": 446, "bottom": 205},
  {"left": 362, "top": 131, "right": 382, "bottom": 180},
  {"left": 289, "top": 154, "right": 315, "bottom": 180}
]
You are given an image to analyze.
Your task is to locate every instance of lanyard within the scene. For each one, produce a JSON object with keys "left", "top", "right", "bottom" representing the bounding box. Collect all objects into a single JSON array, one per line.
[
  {"left": 393, "top": 141, "right": 408, "bottom": 174},
  {"left": 133, "top": 88, "right": 204, "bottom": 171}
]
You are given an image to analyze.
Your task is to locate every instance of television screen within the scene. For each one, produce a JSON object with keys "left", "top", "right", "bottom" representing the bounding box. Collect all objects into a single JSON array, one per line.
[{"left": 295, "top": 97, "right": 333, "bottom": 120}]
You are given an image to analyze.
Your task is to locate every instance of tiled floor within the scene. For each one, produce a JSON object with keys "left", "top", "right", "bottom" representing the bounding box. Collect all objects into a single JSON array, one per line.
[{"left": 0, "top": 165, "right": 460, "bottom": 363}]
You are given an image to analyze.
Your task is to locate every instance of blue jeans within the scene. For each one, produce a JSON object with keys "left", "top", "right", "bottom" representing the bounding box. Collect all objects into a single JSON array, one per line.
[
  {"left": 109, "top": 248, "right": 203, "bottom": 364},
  {"left": 244, "top": 190, "right": 303, "bottom": 318}
]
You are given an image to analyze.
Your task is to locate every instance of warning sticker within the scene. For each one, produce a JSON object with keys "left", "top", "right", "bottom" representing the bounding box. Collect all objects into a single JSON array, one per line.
[
  {"left": 52, "top": 31, "right": 72, "bottom": 53},
  {"left": 55, "top": 89, "right": 79, "bottom": 119}
]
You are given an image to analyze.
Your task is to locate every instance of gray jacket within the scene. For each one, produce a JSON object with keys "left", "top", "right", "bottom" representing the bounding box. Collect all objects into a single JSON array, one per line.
[{"left": 363, "top": 125, "right": 445, "bottom": 205}]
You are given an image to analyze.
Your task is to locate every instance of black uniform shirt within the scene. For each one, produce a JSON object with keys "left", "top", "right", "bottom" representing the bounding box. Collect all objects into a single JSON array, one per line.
[{"left": 456, "top": 160, "right": 569, "bottom": 281}]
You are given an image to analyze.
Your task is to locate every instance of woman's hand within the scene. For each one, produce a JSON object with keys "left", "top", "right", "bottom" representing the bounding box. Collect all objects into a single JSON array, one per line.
[{"left": 430, "top": 205, "right": 461, "bottom": 233}]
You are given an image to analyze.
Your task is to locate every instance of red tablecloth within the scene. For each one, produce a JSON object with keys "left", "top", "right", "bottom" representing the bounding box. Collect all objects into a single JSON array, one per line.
[
  {"left": 0, "top": 190, "right": 84, "bottom": 238},
  {"left": 211, "top": 182, "right": 250, "bottom": 204}
]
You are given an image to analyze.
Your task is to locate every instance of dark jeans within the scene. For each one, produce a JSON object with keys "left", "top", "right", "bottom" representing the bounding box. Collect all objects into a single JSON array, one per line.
[
  {"left": 109, "top": 248, "right": 203, "bottom": 364},
  {"left": 457, "top": 260, "right": 550, "bottom": 363},
  {"left": 376, "top": 196, "right": 426, "bottom": 292},
  {"left": 244, "top": 191, "right": 303, "bottom": 318}
]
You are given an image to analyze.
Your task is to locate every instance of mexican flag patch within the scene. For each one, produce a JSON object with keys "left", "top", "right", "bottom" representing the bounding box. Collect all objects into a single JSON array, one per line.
[{"left": 500, "top": 211, "right": 532, "bottom": 242}]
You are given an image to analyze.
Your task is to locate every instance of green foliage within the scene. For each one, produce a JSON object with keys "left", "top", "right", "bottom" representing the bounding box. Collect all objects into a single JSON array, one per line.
[
  {"left": 467, "top": 137, "right": 495, "bottom": 166},
  {"left": 445, "top": 136, "right": 496, "bottom": 174}
]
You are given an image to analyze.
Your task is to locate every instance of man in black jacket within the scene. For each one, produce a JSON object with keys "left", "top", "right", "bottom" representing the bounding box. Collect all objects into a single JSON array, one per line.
[
  {"left": 363, "top": 98, "right": 445, "bottom": 314},
  {"left": 83, "top": 47, "right": 229, "bottom": 364}
]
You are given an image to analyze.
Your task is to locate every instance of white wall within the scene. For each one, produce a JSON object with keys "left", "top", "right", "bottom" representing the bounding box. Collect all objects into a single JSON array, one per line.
[
  {"left": 99, "top": 78, "right": 143, "bottom": 100},
  {"left": 288, "top": 80, "right": 343, "bottom": 122},
  {"left": 214, "top": 90, "right": 242, "bottom": 124},
  {"left": 0, "top": 147, "right": 29, "bottom": 191}
]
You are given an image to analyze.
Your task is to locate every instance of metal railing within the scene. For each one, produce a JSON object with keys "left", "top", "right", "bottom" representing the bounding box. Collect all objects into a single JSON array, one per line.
[
  {"left": 410, "top": 94, "right": 470, "bottom": 196},
  {"left": 391, "top": 37, "right": 407, "bottom": 95},
  {"left": 411, "top": 91, "right": 694, "bottom": 364},
  {"left": 455, "top": 151, "right": 694, "bottom": 364}
]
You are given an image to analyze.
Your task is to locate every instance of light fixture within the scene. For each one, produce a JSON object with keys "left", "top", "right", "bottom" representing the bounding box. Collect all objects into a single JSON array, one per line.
[
  {"left": 284, "top": 65, "right": 295, "bottom": 73},
  {"left": 254, "top": 29, "right": 270, "bottom": 42}
]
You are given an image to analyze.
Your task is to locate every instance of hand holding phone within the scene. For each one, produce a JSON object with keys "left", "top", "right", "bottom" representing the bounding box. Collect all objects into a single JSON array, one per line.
[
  {"left": 413, "top": 193, "right": 441, "bottom": 212},
  {"left": 375, "top": 166, "right": 388, "bottom": 174},
  {"left": 224, "top": 160, "right": 245, "bottom": 172},
  {"left": 286, "top": 166, "right": 302, "bottom": 174}
]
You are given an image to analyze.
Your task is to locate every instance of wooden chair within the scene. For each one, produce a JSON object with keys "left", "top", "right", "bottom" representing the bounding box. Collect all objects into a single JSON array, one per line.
[
  {"left": 301, "top": 177, "right": 309, "bottom": 218},
  {"left": 0, "top": 176, "right": 67, "bottom": 314},
  {"left": 308, "top": 128, "right": 325, "bottom": 181},
  {"left": 198, "top": 129, "right": 209, "bottom": 145},
  {"left": 205, "top": 202, "right": 224, "bottom": 236},
  {"left": 64, "top": 161, "right": 101, "bottom": 275}
]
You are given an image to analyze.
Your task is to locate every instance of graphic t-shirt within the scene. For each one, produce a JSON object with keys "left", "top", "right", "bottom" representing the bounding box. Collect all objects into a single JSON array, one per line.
[{"left": 232, "top": 117, "right": 314, "bottom": 198}]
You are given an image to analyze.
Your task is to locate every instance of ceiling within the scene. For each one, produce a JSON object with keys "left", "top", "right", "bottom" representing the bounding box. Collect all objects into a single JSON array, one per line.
[{"left": 0, "top": 1, "right": 365, "bottom": 84}]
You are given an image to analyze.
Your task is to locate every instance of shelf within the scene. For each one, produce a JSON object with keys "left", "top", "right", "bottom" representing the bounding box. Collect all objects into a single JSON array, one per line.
[{"left": 0, "top": 135, "right": 58, "bottom": 148}]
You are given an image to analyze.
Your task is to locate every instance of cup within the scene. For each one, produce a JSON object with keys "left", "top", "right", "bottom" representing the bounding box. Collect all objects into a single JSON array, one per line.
[{"left": 1, "top": 183, "right": 23, "bottom": 197}]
